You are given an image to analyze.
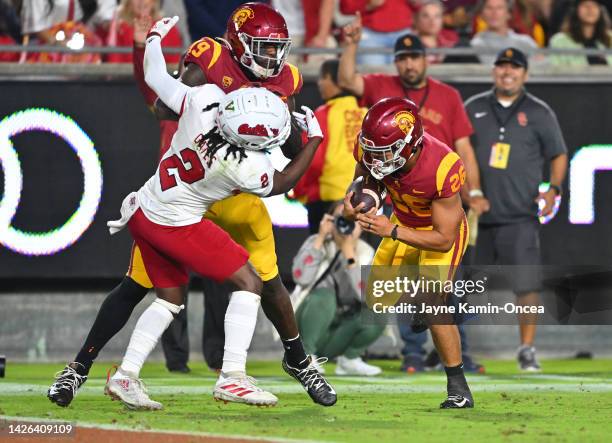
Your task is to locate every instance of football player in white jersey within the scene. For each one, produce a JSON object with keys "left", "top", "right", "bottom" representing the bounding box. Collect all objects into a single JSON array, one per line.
[{"left": 103, "top": 17, "right": 325, "bottom": 410}]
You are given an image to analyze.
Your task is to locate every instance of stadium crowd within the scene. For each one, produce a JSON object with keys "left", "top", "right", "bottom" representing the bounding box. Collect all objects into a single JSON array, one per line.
[{"left": 0, "top": 0, "right": 611, "bottom": 64}]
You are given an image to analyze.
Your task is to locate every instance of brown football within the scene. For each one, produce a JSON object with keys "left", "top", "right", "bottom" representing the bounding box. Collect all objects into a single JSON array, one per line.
[{"left": 348, "top": 175, "right": 387, "bottom": 213}]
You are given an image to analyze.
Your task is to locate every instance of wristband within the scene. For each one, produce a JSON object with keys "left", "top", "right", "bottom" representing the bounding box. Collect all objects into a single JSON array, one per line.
[
  {"left": 391, "top": 224, "right": 399, "bottom": 241},
  {"left": 469, "top": 189, "right": 484, "bottom": 198}
]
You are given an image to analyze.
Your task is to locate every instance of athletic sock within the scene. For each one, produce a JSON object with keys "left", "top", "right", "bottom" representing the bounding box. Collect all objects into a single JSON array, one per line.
[
  {"left": 282, "top": 335, "right": 309, "bottom": 369},
  {"left": 117, "top": 298, "right": 182, "bottom": 377},
  {"left": 221, "top": 291, "right": 261, "bottom": 374},
  {"left": 74, "top": 277, "right": 148, "bottom": 375},
  {"left": 444, "top": 363, "right": 471, "bottom": 397}
]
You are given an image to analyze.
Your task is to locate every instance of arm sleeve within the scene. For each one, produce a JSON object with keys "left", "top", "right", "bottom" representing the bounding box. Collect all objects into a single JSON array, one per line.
[
  {"left": 133, "top": 44, "right": 158, "bottom": 107},
  {"left": 144, "top": 37, "right": 190, "bottom": 115},
  {"left": 292, "top": 235, "right": 328, "bottom": 286},
  {"left": 537, "top": 106, "right": 568, "bottom": 159}
]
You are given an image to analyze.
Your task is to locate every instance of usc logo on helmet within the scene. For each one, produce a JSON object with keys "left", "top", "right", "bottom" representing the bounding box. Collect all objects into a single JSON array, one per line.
[
  {"left": 233, "top": 7, "right": 255, "bottom": 29},
  {"left": 392, "top": 111, "right": 416, "bottom": 136}
]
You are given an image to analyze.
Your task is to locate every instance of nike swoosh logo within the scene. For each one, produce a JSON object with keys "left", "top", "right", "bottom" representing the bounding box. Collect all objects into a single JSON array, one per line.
[
  {"left": 455, "top": 398, "right": 468, "bottom": 407},
  {"left": 474, "top": 112, "right": 487, "bottom": 119},
  {"left": 412, "top": 189, "right": 425, "bottom": 194}
]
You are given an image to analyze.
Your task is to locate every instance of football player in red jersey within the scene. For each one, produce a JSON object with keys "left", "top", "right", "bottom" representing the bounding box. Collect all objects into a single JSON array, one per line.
[
  {"left": 344, "top": 97, "right": 474, "bottom": 409},
  {"left": 47, "top": 4, "right": 337, "bottom": 409}
]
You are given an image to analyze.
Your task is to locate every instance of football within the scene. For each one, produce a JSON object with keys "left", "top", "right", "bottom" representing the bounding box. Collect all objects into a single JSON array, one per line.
[{"left": 348, "top": 175, "right": 387, "bottom": 213}]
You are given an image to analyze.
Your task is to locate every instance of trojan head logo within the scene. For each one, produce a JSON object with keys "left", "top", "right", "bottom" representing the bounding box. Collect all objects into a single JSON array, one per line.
[
  {"left": 222, "top": 76, "right": 234, "bottom": 88},
  {"left": 403, "top": 37, "right": 412, "bottom": 47},
  {"left": 505, "top": 49, "right": 513, "bottom": 58},
  {"left": 233, "top": 7, "right": 255, "bottom": 29},
  {"left": 392, "top": 111, "right": 416, "bottom": 136}
]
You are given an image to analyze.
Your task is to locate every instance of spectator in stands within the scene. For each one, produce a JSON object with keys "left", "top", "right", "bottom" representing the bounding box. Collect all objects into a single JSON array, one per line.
[
  {"left": 473, "top": 0, "right": 546, "bottom": 46},
  {"left": 413, "top": 0, "right": 459, "bottom": 63},
  {"left": 103, "top": 0, "right": 183, "bottom": 64},
  {"left": 302, "top": 0, "right": 337, "bottom": 65},
  {"left": 293, "top": 59, "right": 367, "bottom": 233},
  {"left": 470, "top": 0, "right": 538, "bottom": 65},
  {"left": 19, "top": 0, "right": 115, "bottom": 63},
  {"left": 340, "top": 0, "right": 415, "bottom": 65},
  {"left": 549, "top": 0, "right": 612, "bottom": 66},
  {"left": 183, "top": 0, "right": 261, "bottom": 40},
  {"left": 0, "top": 0, "right": 21, "bottom": 61},
  {"left": 465, "top": 47, "right": 568, "bottom": 371},
  {"left": 292, "top": 201, "right": 384, "bottom": 376},
  {"left": 338, "top": 25, "right": 488, "bottom": 373}
]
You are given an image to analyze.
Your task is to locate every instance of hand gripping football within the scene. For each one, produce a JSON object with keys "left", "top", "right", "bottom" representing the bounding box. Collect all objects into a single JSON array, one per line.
[{"left": 348, "top": 175, "right": 387, "bottom": 213}]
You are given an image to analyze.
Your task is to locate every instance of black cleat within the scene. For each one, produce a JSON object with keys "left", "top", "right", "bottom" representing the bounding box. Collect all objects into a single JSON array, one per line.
[
  {"left": 440, "top": 394, "right": 474, "bottom": 409},
  {"left": 282, "top": 356, "right": 337, "bottom": 407},
  {"left": 47, "top": 362, "right": 88, "bottom": 407}
]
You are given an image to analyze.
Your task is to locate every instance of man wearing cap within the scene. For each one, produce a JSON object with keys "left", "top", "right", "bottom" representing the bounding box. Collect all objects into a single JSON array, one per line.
[
  {"left": 339, "top": 16, "right": 489, "bottom": 373},
  {"left": 465, "top": 47, "right": 568, "bottom": 371}
]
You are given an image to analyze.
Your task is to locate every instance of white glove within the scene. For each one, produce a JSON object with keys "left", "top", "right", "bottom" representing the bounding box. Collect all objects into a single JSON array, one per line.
[
  {"left": 146, "top": 16, "right": 179, "bottom": 43},
  {"left": 292, "top": 106, "right": 323, "bottom": 139}
]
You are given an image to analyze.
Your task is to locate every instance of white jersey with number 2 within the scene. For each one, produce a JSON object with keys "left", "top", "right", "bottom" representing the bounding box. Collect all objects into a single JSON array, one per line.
[{"left": 137, "top": 84, "right": 276, "bottom": 227}]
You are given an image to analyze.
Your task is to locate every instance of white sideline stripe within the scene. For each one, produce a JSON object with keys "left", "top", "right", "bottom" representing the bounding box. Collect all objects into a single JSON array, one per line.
[
  {"left": 0, "top": 415, "right": 327, "bottom": 443},
  {"left": 3, "top": 382, "right": 611, "bottom": 395}
]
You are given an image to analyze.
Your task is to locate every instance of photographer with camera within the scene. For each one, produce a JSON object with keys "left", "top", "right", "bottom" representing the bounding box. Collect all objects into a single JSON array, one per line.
[{"left": 291, "top": 202, "right": 384, "bottom": 376}]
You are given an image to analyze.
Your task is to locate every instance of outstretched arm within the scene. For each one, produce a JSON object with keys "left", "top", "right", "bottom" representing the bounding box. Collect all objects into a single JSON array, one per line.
[{"left": 144, "top": 17, "right": 189, "bottom": 115}]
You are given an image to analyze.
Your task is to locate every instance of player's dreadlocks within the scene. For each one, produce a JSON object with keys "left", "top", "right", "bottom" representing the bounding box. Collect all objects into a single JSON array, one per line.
[{"left": 199, "top": 103, "right": 249, "bottom": 168}]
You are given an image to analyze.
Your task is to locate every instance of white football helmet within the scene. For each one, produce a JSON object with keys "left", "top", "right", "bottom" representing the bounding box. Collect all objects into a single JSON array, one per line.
[{"left": 216, "top": 87, "right": 291, "bottom": 151}]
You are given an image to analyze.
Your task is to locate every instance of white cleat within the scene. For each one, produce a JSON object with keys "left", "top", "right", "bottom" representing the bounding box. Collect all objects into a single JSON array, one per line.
[
  {"left": 213, "top": 372, "right": 278, "bottom": 406},
  {"left": 335, "top": 356, "right": 382, "bottom": 376},
  {"left": 104, "top": 367, "right": 163, "bottom": 410}
]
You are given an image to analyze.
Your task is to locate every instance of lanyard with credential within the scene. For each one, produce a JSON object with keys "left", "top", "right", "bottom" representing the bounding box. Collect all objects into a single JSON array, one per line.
[
  {"left": 488, "top": 92, "right": 527, "bottom": 141},
  {"left": 403, "top": 80, "right": 430, "bottom": 111}
]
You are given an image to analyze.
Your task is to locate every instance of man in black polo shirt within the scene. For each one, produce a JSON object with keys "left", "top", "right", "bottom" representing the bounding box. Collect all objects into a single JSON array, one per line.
[{"left": 465, "top": 48, "right": 568, "bottom": 371}]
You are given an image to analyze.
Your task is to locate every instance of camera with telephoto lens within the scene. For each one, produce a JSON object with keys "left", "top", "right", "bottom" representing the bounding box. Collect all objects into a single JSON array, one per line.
[{"left": 334, "top": 215, "right": 355, "bottom": 235}]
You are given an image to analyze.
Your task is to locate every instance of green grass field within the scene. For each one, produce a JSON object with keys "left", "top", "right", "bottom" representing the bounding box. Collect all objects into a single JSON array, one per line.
[{"left": 1, "top": 359, "right": 611, "bottom": 442}]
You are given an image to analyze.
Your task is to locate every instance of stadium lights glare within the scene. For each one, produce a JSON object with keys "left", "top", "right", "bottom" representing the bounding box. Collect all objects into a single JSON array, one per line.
[{"left": 0, "top": 108, "right": 103, "bottom": 256}]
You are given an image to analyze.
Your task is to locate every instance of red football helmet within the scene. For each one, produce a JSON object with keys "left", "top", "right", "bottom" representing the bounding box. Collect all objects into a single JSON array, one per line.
[
  {"left": 226, "top": 2, "right": 291, "bottom": 79},
  {"left": 358, "top": 97, "right": 424, "bottom": 179}
]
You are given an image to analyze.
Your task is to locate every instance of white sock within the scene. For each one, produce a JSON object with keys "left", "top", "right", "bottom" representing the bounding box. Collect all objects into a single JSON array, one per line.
[
  {"left": 221, "top": 290, "right": 261, "bottom": 375},
  {"left": 116, "top": 298, "right": 182, "bottom": 377}
]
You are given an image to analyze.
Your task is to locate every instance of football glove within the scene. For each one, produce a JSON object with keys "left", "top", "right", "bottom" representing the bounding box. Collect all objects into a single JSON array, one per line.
[
  {"left": 292, "top": 106, "right": 323, "bottom": 140},
  {"left": 146, "top": 16, "right": 179, "bottom": 43}
]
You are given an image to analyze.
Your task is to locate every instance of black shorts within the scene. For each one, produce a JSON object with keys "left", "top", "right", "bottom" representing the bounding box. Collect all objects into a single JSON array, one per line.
[{"left": 475, "top": 221, "right": 541, "bottom": 294}]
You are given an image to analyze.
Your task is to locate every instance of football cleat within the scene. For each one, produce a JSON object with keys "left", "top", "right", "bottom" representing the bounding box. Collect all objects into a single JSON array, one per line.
[
  {"left": 440, "top": 394, "right": 474, "bottom": 409},
  {"left": 213, "top": 373, "right": 278, "bottom": 406},
  {"left": 335, "top": 356, "right": 381, "bottom": 376},
  {"left": 518, "top": 345, "right": 541, "bottom": 372},
  {"left": 104, "top": 366, "right": 162, "bottom": 410},
  {"left": 283, "top": 356, "right": 337, "bottom": 407},
  {"left": 47, "top": 362, "right": 88, "bottom": 407}
]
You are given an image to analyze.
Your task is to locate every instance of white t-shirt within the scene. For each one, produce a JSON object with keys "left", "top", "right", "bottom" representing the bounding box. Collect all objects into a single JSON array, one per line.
[
  {"left": 137, "top": 84, "right": 276, "bottom": 227},
  {"left": 271, "top": 0, "right": 304, "bottom": 36},
  {"left": 21, "top": 0, "right": 116, "bottom": 34}
]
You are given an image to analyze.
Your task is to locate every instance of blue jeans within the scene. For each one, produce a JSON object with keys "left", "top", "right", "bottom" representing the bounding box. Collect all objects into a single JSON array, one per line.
[
  {"left": 399, "top": 319, "right": 470, "bottom": 358},
  {"left": 358, "top": 27, "right": 412, "bottom": 66}
]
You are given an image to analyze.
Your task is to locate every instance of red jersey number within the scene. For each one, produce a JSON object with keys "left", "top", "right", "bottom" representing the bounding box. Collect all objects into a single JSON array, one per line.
[
  {"left": 260, "top": 173, "right": 269, "bottom": 188},
  {"left": 160, "top": 148, "right": 205, "bottom": 191}
]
